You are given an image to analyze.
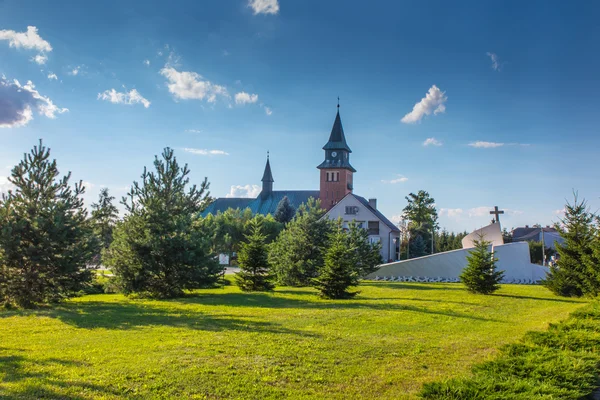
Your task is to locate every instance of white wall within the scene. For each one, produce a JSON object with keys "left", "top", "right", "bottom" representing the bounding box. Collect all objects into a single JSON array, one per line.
[
  {"left": 462, "top": 222, "right": 504, "bottom": 248},
  {"left": 325, "top": 195, "right": 399, "bottom": 262},
  {"left": 365, "top": 241, "right": 548, "bottom": 282}
]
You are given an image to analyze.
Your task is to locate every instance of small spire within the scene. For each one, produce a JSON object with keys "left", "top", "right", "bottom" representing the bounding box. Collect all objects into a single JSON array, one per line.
[
  {"left": 267, "top": 150, "right": 269, "bottom": 159},
  {"left": 337, "top": 96, "right": 340, "bottom": 110}
]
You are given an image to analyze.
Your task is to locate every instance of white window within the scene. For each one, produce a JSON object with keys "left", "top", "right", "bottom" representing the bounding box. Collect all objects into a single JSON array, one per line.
[{"left": 345, "top": 206, "right": 359, "bottom": 215}]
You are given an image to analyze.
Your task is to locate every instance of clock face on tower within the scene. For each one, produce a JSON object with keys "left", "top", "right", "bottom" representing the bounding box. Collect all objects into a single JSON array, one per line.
[{"left": 331, "top": 151, "right": 337, "bottom": 158}]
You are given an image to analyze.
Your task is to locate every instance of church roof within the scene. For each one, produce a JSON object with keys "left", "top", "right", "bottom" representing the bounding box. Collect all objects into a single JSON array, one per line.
[
  {"left": 322, "top": 110, "right": 352, "bottom": 152},
  {"left": 201, "top": 190, "right": 320, "bottom": 217},
  {"left": 261, "top": 157, "right": 274, "bottom": 183}
]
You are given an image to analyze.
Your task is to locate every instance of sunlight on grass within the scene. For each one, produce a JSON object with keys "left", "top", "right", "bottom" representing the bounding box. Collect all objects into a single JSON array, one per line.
[{"left": 0, "top": 283, "right": 588, "bottom": 399}]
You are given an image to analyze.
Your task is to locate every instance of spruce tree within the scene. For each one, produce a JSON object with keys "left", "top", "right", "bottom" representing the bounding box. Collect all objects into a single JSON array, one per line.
[
  {"left": 0, "top": 140, "right": 96, "bottom": 308},
  {"left": 269, "top": 197, "right": 333, "bottom": 286},
  {"left": 235, "top": 219, "right": 275, "bottom": 291},
  {"left": 346, "top": 220, "right": 383, "bottom": 276},
  {"left": 104, "top": 148, "right": 222, "bottom": 298},
  {"left": 90, "top": 188, "right": 119, "bottom": 266},
  {"left": 313, "top": 225, "right": 358, "bottom": 299},
  {"left": 460, "top": 237, "right": 504, "bottom": 294},
  {"left": 274, "top": 196, "right": 295, "bottom": 224},
  {"left": 409, "top": 234, "right": 427, "bottom": 258},
  {"left": 544, "top": 194, "right": 596, "bottom": 297}
]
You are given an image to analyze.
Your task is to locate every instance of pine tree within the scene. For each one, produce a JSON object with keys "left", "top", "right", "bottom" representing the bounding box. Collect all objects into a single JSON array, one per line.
[
  {"left": 313, "top": 225, "right": 358, "bottom": 299},
  {"left": 460, "top": 237, "right": 504, "bottom": 294},
  {"left": 346, "top": 220, "right": 383, "bottom": 276},
  {"left": 104, "top": 148, "right": 222, "bottom": 298},
  {"left": 235, "top": 219, "right": 275, "bottom": 291},
  {"left": 0, "top": 140, "right": 97, "bottom": 308},
  {"left": 274, "top": 196, "right": 295, "bottom": 224},
  {"left": 586, "top": 217, "right": 600, "bottom": 296},
  {"left": 90, "top": 188, "right": 119, "bottom": 266},
  {"left": 269, "top": 197, "right": 333, "bottom": 286},
  {"left": 543, "top": 194, "right": 596, "bottom": 297}
]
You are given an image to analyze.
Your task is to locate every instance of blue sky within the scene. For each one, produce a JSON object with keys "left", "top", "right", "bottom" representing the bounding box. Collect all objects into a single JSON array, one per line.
[{"left": 1, "top": 0, "right": 599, "bottom": 232}]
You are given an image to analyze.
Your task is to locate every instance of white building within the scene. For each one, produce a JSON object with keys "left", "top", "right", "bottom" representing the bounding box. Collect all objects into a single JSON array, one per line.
[{"left": 324, "top": 193, "right": 400, "bottom": 263}]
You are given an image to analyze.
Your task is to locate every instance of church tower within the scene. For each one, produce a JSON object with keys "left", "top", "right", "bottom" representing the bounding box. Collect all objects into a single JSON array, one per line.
[
  {"left": 317, "top": 102, "right": 356, "bottom": 210},
  {"left": 260, "top": 152, "right": 274, "bottom": 199}
]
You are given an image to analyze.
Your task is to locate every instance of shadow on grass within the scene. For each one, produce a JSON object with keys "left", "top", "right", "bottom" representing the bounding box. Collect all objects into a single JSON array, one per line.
[
  {"left": 0, "top": 301, "right": 319, "bottom": 335},
  {"left": 492, "top": 293, "right": 584, "bottom": 304},
  {"left": 181, "top": 292, "right": 499, "bottom": 322},
  {"left": 0, "top": 352, "right": 119, "bottom": 399}
]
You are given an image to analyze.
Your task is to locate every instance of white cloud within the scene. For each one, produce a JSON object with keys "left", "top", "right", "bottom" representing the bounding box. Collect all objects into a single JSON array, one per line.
[
  {"left": 98, "top": 88, "right": 151, "bottom": 108},
  {"left": 69, "top": 66, "right": 81, "bottom": 76},
  {"left": 32, "top": 54, "right": 48, "bottom": 65},
  {"left": 222, "top": 50, "right": 230, "bottom": 56},
  {"left": 226, "top": 184, "right": 261, "bottom": 198},
  {"left": 468, "top": 141, "right": 504, "bottom": 148},
  {"left": 0, "top": 175, "right": 15, "bottom": 194},
  {"left": 47, "top": 73, "right": 58, "bottom": 80},
  {"left": 235, "top": 91, "right": 259, "bottom": 105},
  {"left": 440, "top": 208, "right": 464, "bottom": 218},
  {"left": 486, "top": 52, "right": 501, "bottom": 71},
  {"left": 183, "top": 148, "right": 229, "bottom": 156},
  {"left": 248, "top": 0, "right": 279, "bottom": 15},
  {"left": 440, "top": 206, "right": 522, "bottom": 221},
  {"left": 0, "top": 26, "right": 52, "bottom": 52},
  {"left": 264, "top": 106, "right": 273, "bottom": 116},
  {"left": 423, "top": 137, "right": 442, "bottom": 147},
  {"left": 185, "top": 129, "right": 202, "bottom": 133},
  {"left": 401, "top": 85, "right": 447, "bottom": 124},
  {"left": 554, "top": 209, "right": 565, "bottom": 216},
  {"left": 381, "top": 174, "right": 408, "bottom": 184},
  {"left": 143, "top": 59, "right": 150, "bottom": 66},
  {"left": 82, "top": 181, "right": 95, "bottom": 190},
  {"left": 160, "top": 67, "right": 229, "bottom": 103},
  {"left": 0, "top": 77, "right": 68, "bottom": 128}
]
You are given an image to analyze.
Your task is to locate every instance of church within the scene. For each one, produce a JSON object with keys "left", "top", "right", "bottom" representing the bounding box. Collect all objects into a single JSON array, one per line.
[{"left": 203, "top": 105, "right": 400, "bottom": 262}]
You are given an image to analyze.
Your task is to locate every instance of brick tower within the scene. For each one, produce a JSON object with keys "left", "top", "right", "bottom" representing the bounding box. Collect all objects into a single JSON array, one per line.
[{"left": 317, "top": 102, "right": 356, "bottom": 210}]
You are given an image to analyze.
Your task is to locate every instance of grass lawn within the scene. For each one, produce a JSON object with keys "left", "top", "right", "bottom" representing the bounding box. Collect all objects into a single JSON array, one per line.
[{"left": 0, "top": 282, "right": 589, "bottom": 399}]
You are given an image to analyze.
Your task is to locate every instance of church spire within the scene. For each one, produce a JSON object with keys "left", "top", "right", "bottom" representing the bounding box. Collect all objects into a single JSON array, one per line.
[
  {"left": 261, "top": 151, "right": 274, "bottom": 198},
  {"left": 323, "top": 102, "right": 352, "bottom": 153}
]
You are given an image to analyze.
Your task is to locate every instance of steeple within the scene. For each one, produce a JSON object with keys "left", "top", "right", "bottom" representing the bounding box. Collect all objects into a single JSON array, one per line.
[
  {"left": 317, "top": 100, "right": 356, "bottom": 210},
  {"left": 323, "top": 107, "right": 352, "bottom": 153},
  {"left": 261, "top": 152, "right": 274, "bottom": 198},
  {"left": 317, "top": 102, "right": 356, "bottom": 172}
]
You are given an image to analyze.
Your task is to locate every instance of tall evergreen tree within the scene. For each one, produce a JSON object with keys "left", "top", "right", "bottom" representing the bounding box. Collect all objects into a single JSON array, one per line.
[
  {"left": 409, "top": 234, "right": 427, "bottom": 258},
  {"left": 269, "top": 197, "right": 333, "bottom": 286},
  {"left": 585, "top": 217, "right": 600, "bottom": 296},
  {"left": 274, "top": 196, "right": 295, "bottom": 224},
  {"left": 346, "top": 220, "right": 383, "bottom": 276},
  {"left": 0, "top": 140, "right": 96, "bottom": 308},
  {"left": 235, "top": 219, "right": 275, "bottom": 291},
  {"left": 90, "top": 188, "right": 119, "bottom": 266},
  {"left": 460, "top": 237, "right": 504, "bottom": 294},
  {"left": 313, "top": 225, "right": 358, "bottom": 299},
  {"left": 104, "top": 148, "right": 222, "bottom": 298},
  {"left": 403, "top": 190, "right": 439, "bottom": 255},
  {"left": 543, "top": 194, "right": 596, "bottom": 297}
]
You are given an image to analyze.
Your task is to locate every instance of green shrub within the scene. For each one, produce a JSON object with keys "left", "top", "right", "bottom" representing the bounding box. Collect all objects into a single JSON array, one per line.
[{"left": 420, "top": 302, "right": 600, "bottom": 399}]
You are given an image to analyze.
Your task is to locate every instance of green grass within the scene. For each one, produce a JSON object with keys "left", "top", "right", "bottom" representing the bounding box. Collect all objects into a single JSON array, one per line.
[{"left": 0, "top": 282, "right": 589, "bottom": 399}]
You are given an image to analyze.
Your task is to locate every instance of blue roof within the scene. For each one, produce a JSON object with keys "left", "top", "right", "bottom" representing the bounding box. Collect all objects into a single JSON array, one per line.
[{"left": 201, "top": 190, "right": 320, "bottom": 217}]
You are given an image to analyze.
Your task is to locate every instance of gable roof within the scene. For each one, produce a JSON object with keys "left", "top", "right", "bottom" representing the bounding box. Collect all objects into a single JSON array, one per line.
[
  {"left": 353, "top": 195, "right": 400, "bottom": 232},
  {"left": 325, "top": 193, "right": 399, "bottom": 233}
]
